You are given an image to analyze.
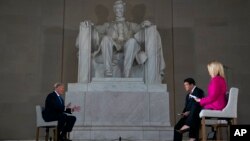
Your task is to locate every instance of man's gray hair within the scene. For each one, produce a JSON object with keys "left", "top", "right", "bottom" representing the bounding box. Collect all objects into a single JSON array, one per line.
[{"left": 54, "top": 82, "right": 64, "bottom": 89}]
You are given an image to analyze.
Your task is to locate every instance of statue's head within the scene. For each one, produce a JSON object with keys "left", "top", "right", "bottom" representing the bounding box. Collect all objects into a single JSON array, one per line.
[{"left": 113, "top": 0, "right": 126, "bottom": 18}]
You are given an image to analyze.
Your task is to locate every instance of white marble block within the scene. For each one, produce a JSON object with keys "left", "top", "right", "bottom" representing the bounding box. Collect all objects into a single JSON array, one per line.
[{"left": 65, "top": 78, "right": 173, "bottom": 141}]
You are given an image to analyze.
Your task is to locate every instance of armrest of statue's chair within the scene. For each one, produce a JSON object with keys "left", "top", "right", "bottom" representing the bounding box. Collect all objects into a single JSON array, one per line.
[
  {"left": 36, "top": 105, "right": 58, "bottom": 141},
  {"left": 199, "top": 87, "right": 239, "bottom": 141}
]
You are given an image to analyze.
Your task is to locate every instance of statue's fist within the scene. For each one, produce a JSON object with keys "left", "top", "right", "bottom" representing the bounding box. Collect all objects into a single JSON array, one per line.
[
  {"left": 80, "top": 20, "right": 94, "bottom": 27},
  {"left": 141, "top": 20, "right": 152, "bottom": 27}
]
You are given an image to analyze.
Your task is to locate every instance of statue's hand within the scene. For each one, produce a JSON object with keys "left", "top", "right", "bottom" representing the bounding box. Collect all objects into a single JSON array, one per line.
[
  {"left": 81, "top": 20, "right": 94, "bottom": 27},
  {"left": 141, "top": 20, "right": 152, "bottom": 28}
]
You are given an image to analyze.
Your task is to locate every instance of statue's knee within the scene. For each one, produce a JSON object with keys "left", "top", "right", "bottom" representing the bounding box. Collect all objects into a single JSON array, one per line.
[
  {"left": 125, "top": 38, "right": 139, "bottom": 50},
  {"left": 127, "top": 38, "right": 137, "bottom": 44},
  {"left": 100, "top": 36, "right": 113, "bottom": 49},
  {"left": 102, "top": 36, "right": 111, "bottom": 42}
]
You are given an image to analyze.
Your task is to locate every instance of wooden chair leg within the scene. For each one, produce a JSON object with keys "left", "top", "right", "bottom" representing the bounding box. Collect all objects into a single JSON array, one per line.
[
  {"left": 233, "top": 118, "right": 237, "bottom": 125},
  {"left": 227, "top": 124, "right": 230, "bottom": 141},
  {"left": 45, "top": 127, "right": 50, "bottom": 141},
  {"left": 67, "top": 132, "right": 70, "bottom": 139},
  {"left": 36, "top": 127, "right": 40, "bottom": 141},
  {"left": 227, "top": 119, "right": 235, "bottom": 141},
  {"left": 199, "top": 126, "right": 202, "bottom": 141},
  {"left": 53, "top": 128, "right": 57, "bottom": 141},
  {"left": 216, "top": 125, "right": 221, "bottom": 141},
  {"left": 201, "top": 117, "right": 206, "bottom": 141}
]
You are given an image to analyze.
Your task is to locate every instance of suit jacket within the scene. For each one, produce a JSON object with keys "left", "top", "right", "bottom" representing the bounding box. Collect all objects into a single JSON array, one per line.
[
  {"left": 200, "top": 76, "right": 227, "bottom": 110},
  {"left": 42, "top": 91, "right": 66, "bottom": 121},
  {"left": 183, "top": 87, "right": 204, "bottom": 113}
]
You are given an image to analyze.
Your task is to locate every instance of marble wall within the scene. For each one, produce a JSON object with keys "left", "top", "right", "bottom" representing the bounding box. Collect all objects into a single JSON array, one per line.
[
  {"left": 0, "top": 0, "right": 64, "bottom": 139},
  {"left": 172, "top": 0, "right": 250, "bottom": 126}
]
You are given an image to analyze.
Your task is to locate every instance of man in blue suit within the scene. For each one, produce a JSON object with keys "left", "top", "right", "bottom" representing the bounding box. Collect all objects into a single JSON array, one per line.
[
  {"left": 174, "top": 78, "right": 204, "bottom": 141},
  {"left": 42, "top": 83, "right": 77, "bottom": 141}
]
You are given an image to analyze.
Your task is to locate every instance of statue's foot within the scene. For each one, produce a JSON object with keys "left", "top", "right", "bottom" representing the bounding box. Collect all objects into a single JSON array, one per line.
[
  {"left": 124, "top": 71, "right": 130, "bottom": 78},
  {"left": 105, "top": 71, "right": 113, "bottom": 77}
]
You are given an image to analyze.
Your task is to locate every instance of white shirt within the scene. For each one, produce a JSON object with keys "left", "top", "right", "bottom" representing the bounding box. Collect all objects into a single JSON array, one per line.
[
  {"left": 189, "top": 86, "right": 196, "bottom": 98},
  {"left": 54, "top": 91, "right": 63, "bottom": 104},
  {"left": 191, "top": 86, "right": 196, "bottom": 94},
  {"left": 54, "top": 91, "right": 60, "bottom": 96}
]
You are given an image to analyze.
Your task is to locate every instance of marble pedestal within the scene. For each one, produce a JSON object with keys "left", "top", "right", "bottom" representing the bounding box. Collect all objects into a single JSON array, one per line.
[{"left": 65, "top": 78, "right": 173, "bottom": 141}]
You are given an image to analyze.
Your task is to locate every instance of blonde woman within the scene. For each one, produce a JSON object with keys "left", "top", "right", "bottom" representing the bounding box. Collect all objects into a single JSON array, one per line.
[{"left": 195, "top": 61, "right": 227, "bottom": 110}]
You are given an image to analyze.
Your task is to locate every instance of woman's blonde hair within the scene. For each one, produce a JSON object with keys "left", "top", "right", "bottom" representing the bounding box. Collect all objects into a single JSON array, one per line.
[{"left": 207, "top": 61, "right": 225, "bottom": 78}]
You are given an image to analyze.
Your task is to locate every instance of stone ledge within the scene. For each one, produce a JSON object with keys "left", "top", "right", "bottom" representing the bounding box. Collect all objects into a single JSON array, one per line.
[{"left": 67, "top": 81, "right": 167, "bottom": 92}]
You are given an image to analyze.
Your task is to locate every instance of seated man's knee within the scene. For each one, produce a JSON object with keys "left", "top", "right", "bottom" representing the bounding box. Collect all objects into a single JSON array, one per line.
[
  {"left": 58, "top": 113, "right": 67, "bottom": 121},
  {"left": 71, "top": 116, "right": 76, "bottom": 122},
  {"left": 67, "top": 115, "right": 76, "bottom": 122}
]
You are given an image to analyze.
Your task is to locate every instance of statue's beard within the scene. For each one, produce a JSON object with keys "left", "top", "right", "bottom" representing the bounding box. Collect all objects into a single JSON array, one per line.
[{"left": 115, "top": 16, "right": 125, "bottom": 22}]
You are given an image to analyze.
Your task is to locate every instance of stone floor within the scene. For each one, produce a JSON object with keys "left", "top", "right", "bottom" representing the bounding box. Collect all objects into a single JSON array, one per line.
[{"left": 0, "top": 139, "right": 227, "bottom": 141}]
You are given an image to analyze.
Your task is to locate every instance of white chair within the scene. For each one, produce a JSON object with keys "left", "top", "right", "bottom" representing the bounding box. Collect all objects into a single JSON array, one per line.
[
  {"left": 36, "top": 105, "right": 58, "bottom": 141},
  {"left": 199, "top": 87, "right": 239, "bottom": 141}
]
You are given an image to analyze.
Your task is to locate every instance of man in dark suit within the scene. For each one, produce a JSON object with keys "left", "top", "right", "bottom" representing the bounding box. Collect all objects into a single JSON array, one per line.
[
  {"left": 42, "top": 83, "right": 78, "bottom": 141},
  {"left": 174, "top": 78, "right": 204, "bottom": 141}
]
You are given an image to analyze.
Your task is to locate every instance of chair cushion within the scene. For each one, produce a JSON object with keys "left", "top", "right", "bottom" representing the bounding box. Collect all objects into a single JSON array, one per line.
[{"left": 199, "top": 109, "right": 236, "bottom": 118}]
